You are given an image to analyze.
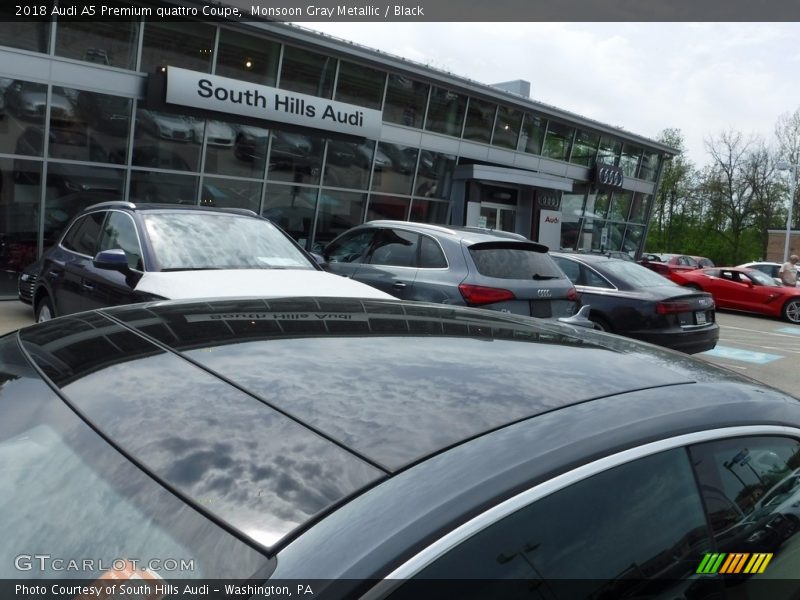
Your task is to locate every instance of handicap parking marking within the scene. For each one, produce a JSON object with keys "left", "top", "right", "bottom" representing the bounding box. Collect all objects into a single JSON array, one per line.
[
  {"left": 776, "top": 327, "right": 800, "bottom": 335},
  {"left": 701, "top": 345, "right": 783, "bottom": 364}
]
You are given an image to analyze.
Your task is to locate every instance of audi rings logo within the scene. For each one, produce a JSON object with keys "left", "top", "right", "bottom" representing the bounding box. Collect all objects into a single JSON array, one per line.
[
  {"left": 537, "top": 289, "right": 552, "bottom": 297},
  {"left": 537, "top": 193, "right": 560, "bottom": 210},
  {"left": 593, "top": 162, "right": 624, "bottom": 189}
]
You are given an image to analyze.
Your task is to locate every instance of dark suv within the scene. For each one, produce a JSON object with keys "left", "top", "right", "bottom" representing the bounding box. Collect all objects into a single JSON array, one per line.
[{"left": 323, "top": 220, "right": 579, "bottom": 319}]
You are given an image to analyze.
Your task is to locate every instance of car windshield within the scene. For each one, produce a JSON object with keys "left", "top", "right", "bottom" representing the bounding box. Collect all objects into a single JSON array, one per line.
[
  {"left": 602, "top": 260, "right": 679, "bottom": 288},
  {"left": 143, "top": 212, "right": 315, "bottom": 271},
  {"left": 748, "top": 270, "right": 781, "bottom": 287}
]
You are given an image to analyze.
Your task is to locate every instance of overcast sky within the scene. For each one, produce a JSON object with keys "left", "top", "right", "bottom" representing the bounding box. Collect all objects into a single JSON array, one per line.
[{"left": 300, "top": 22, "right": 800, "bottom": 167}]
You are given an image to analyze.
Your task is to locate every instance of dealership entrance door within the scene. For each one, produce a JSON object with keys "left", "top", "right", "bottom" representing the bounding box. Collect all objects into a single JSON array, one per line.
[{"left": 479, "top": 202, "right": 516, "bottom": 232}]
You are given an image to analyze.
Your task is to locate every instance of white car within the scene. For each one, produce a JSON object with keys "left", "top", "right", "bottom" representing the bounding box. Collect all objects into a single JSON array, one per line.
[
  {"left": 136, "top": 109, "right": 194, "bottom": 142},
  {"left": 737, "top": 261, "right": 796, "bottom": 286},
  {"left": 188, "top": 118, "right": 236, "bottom": 147}
]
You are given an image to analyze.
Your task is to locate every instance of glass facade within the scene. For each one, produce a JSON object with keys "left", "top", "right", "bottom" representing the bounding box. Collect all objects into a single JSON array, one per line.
[{"left": 0, "top": 14, "right": 669, "bottom": 297}]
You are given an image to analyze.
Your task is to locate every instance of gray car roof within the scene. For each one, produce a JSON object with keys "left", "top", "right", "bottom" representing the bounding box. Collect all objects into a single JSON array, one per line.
[{"left": 14, "top": 298, "right": 768, "bottom": 554}]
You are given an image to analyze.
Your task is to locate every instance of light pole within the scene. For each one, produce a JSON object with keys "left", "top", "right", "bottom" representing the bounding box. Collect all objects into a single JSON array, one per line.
[{"left": 777, "top": 160, "right": 799, "bottom": 263}]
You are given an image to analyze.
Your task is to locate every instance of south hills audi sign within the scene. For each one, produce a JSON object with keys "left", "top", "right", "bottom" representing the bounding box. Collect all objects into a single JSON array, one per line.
[{"left": 164, "top": 66, "right": 382, "bottom": 138}]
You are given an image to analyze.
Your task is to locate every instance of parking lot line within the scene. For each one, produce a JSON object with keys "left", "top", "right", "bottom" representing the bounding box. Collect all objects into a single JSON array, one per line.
[
  {"left": 701, "top": 345, "right": 783, "bottom": 364},
  {"left": 776, "top": 327, "right": 800, "bottom": 335}
]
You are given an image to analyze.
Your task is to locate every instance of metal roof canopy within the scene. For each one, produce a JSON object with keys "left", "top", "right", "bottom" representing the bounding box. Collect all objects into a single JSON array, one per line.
[{"left": 454, "top": 164, "right": 574, "bottom": 191}]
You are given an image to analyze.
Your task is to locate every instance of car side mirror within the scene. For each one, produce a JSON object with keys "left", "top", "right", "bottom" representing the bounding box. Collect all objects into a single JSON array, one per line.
[
  {"left": 309, "top": 252, "right": 328, "bottom": 268},
  {"left": 93, "top": 249, "right": 130, "bottom": 273}
]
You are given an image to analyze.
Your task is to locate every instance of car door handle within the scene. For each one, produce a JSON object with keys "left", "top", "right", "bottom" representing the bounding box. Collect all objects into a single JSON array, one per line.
[
  {"left": 393, "top": 282, "right": 407, "bottom": 289},
  {"left": 48, "top": 270, "right": 62, "bottom": 277},
  {"left": 82, "top": 281, "right": 95, "bottom": 290}
]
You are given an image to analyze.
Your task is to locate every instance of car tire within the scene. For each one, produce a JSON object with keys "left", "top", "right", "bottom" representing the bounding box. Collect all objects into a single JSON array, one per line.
[
  {"left": 35, "top": 295, "right": 55, "bottom": 323},
  {"left": 783, "top": 298, "right": 800, "bottom": 324},
  {"left": 590, "top": 314, "right": 613, "bottom": 333}
]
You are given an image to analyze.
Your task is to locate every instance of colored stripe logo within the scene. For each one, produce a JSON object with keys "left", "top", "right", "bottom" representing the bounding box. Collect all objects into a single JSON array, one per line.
[{"left": 696, "top": 552, "right": 772, "bottom": 574}]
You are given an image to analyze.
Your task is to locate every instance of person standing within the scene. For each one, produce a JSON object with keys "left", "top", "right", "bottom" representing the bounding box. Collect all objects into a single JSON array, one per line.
[{"left": 779, "top": 254, "right": 799, "bottom": 287}]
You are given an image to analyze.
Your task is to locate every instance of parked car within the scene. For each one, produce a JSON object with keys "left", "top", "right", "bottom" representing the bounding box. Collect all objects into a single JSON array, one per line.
[
  {"left": 4, "top": 80, "right": 75, "bottom": 123},
  {"left": 691, "top": 255, "right": 715, "bottom": 268},
  {"left": 75, "top": 91, "right": 131, "bottom": 134},
  {"left": 2, "top": 298, "right": 800, "bottom": 596},
  {"left": 188, "top": 118, "right": 235, "bottom": 146},
  {"left": 738, "top": 261, "right": 785, "bottom": 286},
  {"left": 28, "top": 202, "right": 390, "bottom": 322},
  {"left": 639, "top": 253, "right": 702, "bottom": 282},
  {"left": 135, "top": 109, "right": 194, "bottom": 141},
  {"left": 551, "top": 252, "right": 719, "bottom": 354},
  {"left": 323, "top": 220, "right": 580, "bottom": 320},
  {"left": 17, "top": 258, "right": 41, "bottom": 305},
  {"left": 672, "top": 266, "right": 800, "bottom": 324}
]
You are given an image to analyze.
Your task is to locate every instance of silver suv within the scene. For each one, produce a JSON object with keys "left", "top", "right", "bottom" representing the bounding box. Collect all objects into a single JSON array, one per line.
[{"left": 323, "top": 220, "right": 578, "bottom": 319}]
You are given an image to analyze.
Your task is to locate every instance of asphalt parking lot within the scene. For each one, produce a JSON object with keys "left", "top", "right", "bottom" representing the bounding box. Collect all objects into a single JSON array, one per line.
[{"left": 0, "top": 300, "right": 797, "bottom": 397}]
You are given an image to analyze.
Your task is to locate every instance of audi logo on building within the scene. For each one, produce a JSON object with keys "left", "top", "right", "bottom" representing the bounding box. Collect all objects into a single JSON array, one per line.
[
  {"left": 537, "top": 193, "right": 560, "bottom": 210},
  {"left": 593, "top": 162, "right": 624, "bottom": 190},
  {"left": 537, "top": 289, "right": 552, "bottom": 297}
]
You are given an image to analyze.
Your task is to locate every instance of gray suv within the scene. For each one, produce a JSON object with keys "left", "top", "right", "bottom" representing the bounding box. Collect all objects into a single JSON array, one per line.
[{"left": 323, "top": 220, "right": 578, "bottom": 319}]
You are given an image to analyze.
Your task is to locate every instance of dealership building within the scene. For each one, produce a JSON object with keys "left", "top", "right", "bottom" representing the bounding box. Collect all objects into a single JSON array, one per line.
[{"left": 0, "top": 2, "right": 677, "bottom": 298}]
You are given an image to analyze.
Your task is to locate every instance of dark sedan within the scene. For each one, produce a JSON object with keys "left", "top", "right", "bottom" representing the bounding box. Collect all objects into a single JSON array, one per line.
[
  {"left": 552, "top": 252, "right": 719, "bottom": 353},
  {"left": 2, "top": 298, "right": 800, "bottom": 598}
]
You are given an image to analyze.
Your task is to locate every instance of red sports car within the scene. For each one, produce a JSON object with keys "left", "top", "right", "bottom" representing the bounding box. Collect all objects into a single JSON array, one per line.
[
  {"left": 672, "top": 267, "right": 800, "bottom": 324},
  {"left": 639, "top": 253, "right": 703, "bottom": 283}
]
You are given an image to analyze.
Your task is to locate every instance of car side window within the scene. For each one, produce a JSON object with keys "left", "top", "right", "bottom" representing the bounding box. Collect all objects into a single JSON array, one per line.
[
  {"left": 583, "top": 265, "right": 613, "bottom": 288},
  {"left": 368, "top": 229, "right": 419, "bottom": 268},
  {"left": 418, "top": 235, "right": 446, "bottom": 269},
  {"left": 98, "top": 211, "right": 144, "bottom": 270},
  {"left": 689, "top": 436, "right": 800, "bottom": 595},
  {"left": 324, "top": 230, "right": 375, "bottom": 264},
  {"left": 552, "top": 256, "right": 579, "bottom": 283},
  {"left": 390, "top": 448, "right": 714, "bottom": 598},
  {"left": 61, "top": 211, "right": 106, "bottom": 256}
]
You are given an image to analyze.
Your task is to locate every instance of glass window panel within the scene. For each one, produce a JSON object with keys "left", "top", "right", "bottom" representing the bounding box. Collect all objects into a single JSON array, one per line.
[
  {"left": 585, "top": 191, "right": 610, "bottom": 220},
  {"left": 130, "top": 171, "right": 197, "bottom": 204},
  {"left": 230, "top": 124, "right": 269, "bottom": 177},
  {"left": 392, "top": 449, "right": 711, "bottom": 598},
  {"left": 629, "top": 193, "right": 650, "bottom": 224},
  {"left": 55, "top": 19, "right": 138, "bottom": 70},
  {"left": 419, "top": 234, "right": 447, "bottom": 268},
  {"left": 425, "top": 87, "right": 466, "bottom": 137},
  {"left": 335, "top": 61, "right": 386, "bottom": 110},
  {"left": 559, "top": 192, "right": 585, "bottom": 250},
  {"left": 61, "top": 211, "right": 105, "bottom": 256},
  {"left": 279, "top": 46, "right": 335, "bottom": 99},
  {"left": 313, "top": 189, "right": 366, "bottom": 251},
  {"left": 608, "top": 190, "right": 632, "bottom": 222},
  {"left": 2, "top": 81, "right": 47, "bottom": 138},
  {"left": 133, "top": 109, "right": 201, "bottom": 171},
  {"left": 518, "top": 113, "right": 546, "bottom": 155},
  {"left": 639, "top": 151, "right": 660, "bottom": 182},
  {"left": 0, "top": 21, "right": 49, "bottom": 53},
  {"left": 463, "top": 98, "right": 496, "bottom": 143},
  {"left": 322, "top": 139, "right": 369, "bottom": 190},
  {"left": 409, "top": 199, "right": 449, "bottom": 224},
  {"left": 198, "top": 177, "right": 261, "bottom": 213},
  {"left": 620, "top": 143, "right": 643, "bottom": 178},
  {"left": 623, "top": 225, "right": 644, "bottom": 255},
  {"left": 369, "top": 229, "right": 418, "bottom": 267},
  {"left": 366, "top": 194, "right": 410, "bottom": 221},
  {"left": 268, "top": 130, "right": 323, "bottom": 186},
  {"left": 383, "top": 74, "right": 428, "bottom": 129},
  {"left": 140, "top": 21, "right": 214, "bottom": 74},
  {"left": 492, "top": 106, "right": 523, "bottom": 150},
  {"left": 542, "top": 121, "right": 574, "bottom": 161},
  {"left": 597, "top": 136, "right": 622, "bottom": 166},
  {"left": 570, "top": 130, "right": 600, "bottom": 166},
  {"left": 371, "top": 143, "right": 416, "bottom": 195},
  {"left": 205, "top": 121, "right": 264, "bottom": 178},
  {"left": 73, "top": 89, "right": 132, "bottom": 140},
  {"left": 414, "top": 151, "right": 455, "bottom": 200},
  {"left": 0, "top": 158, "right": 41, "bottom": 296},
  {"left": 215, "top": 29, "right": 279, "bottom": 87},
  {"left": 261, "top": 183, "right": 321, "bottom": 248}
]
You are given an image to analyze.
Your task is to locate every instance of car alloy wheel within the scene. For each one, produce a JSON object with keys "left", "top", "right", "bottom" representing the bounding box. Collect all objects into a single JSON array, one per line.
[
  {"left": 784, "top": 299, "right": 800, "bottom": 324},
  {"left": 36, "top": 297, "right": 54, "bottom": 323}
]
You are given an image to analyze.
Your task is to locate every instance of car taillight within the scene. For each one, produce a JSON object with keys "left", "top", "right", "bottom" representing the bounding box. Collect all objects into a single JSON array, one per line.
[
  {"left": 458, "top": 283, "right": 515, "bottom": 306},
  {"left": 566, "top": 287, "right": 578, "bottom": 301},
  {"left": 656, "top": 300, "right": 694, "bottom": 315}
]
